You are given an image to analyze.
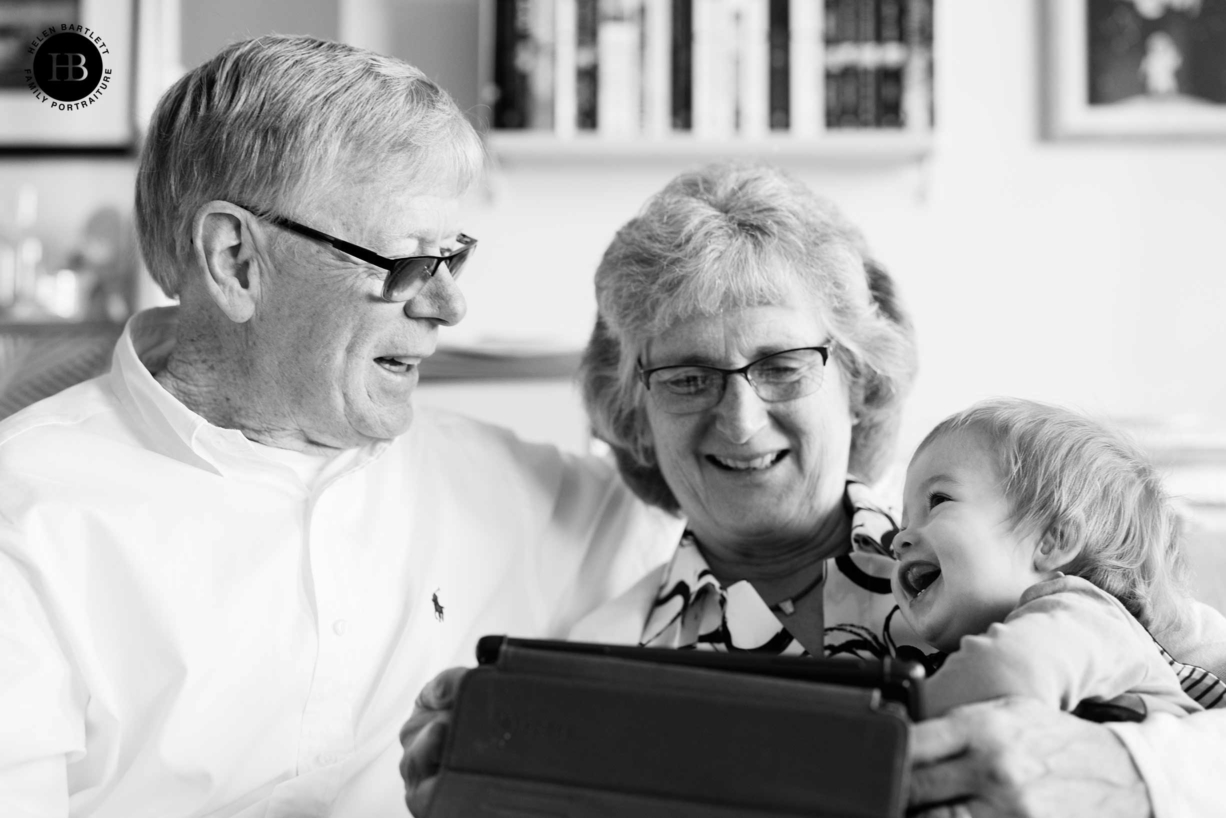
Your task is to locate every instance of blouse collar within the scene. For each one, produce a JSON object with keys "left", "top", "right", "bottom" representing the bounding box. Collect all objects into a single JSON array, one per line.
[{"left": 639, "top": 478, "right": 899, "bottom": 651}]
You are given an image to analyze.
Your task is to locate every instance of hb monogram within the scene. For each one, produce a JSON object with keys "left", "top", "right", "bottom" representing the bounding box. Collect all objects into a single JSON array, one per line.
[{"left": 47, "top": 53, "right": 89, "bottom": 82}]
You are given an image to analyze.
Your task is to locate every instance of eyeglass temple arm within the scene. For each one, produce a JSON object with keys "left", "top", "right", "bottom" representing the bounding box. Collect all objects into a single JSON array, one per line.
[
  {"left": 635, "top": 360, "right": 653, "bottom": 389},
  {"left": 265, "top": 216, "right": 395, "bottom": 272}
]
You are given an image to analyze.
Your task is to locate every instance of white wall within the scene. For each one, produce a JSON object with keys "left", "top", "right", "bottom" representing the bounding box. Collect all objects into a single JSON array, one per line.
[
  {"left": 448, "top": 0, "right": 1226, "bottom": 462},
  {"left": 0, "top": 159, "right": 136, "bottom": 274},
  {"left": 910, "top": 0, "right": 1226, "bottom": 449}
]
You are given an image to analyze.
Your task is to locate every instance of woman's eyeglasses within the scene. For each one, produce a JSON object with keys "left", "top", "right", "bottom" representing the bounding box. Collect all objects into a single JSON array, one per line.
[
  {"left": 238, "top": 205, "right": 477, "bottom": 303},
  {"left": 638, "top": 345, "right": 833, "bottom": 414}
]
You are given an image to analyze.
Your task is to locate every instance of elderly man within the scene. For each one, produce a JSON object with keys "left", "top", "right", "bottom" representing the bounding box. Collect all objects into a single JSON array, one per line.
[{"left": 0, "top": 36, "right": 676, "bottom": 816}]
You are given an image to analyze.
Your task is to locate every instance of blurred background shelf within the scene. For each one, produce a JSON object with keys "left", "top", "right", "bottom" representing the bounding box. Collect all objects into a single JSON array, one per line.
[
  {"left": 421, "top": 344, "right": 582, "bottom": 380},
  {"left": 486, "top": 131, "right": 934, "bottom": 163}
]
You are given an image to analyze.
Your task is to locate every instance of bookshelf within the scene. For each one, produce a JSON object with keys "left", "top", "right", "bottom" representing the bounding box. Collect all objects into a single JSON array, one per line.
[
  {"left": 481, "top": 0, "right": 935, "bottom": 162},
  {"left": 487, "top": 131, "right": 933, "bottom": 162}
]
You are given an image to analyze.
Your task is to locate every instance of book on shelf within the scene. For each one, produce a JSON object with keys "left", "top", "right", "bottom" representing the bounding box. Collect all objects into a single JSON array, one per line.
[
  {"left": 492, "top": 0, "right": 528, "bottom": 129},
  {"left": 735, "top": 0, "right": 770, "bottom": 139},
  {"left": 822, "top": 0, "right": 932, "bottom": 131},
  {"left": 904, "top": 0, "right": 934, "bottom": 130},
  {"left": 670, "top": 0, "right": 693, "bottom": 130},
  {"left": 528, "top": 0, "right": 557, "bottom": 131},
  {"left": 790, "top": 0, "right": 820, "bottom": 137},
  {"left": 856, "top": 0, "right": 878, "bottom": 43},
  {"left": 768, "top": 0, "right": 790, "bottom": 131},
  {"left": 576, "top": 0, "right": 599, "bottom": 130},
  {"left": 691, "top": 0, "right": 736, "bottom": 138},
  {"left": 823, "top": 0, "right": 838, "bottom": 46},
  {"left": 492, "top": 0, "right": 556, "bottom": 130},
  {"left": 487, "top": 0, "right": 934, "bottom": 141},
  {"left": 554, "top": 0, "right": 578, "bottom": 137},
  {"left": 880, "top": 0, "right": 906, "bottom": 44},
  {"left": 597, "top": 0, "right": 643, "bottom": 138},
  {"left": 879, "top": 65, "right": 904, "bottom": 128},
  {"left": 642, "top": 0, "right": 671, "bottom": 137}
]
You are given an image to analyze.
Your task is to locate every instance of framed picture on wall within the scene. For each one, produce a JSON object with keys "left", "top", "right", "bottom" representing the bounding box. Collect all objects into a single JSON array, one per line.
[
  {"left": 0, "top": 0, "right": 136, "bottom": 150},
  {"left": 1044, "top": 0, "right": 1226, "bottom": 139}
]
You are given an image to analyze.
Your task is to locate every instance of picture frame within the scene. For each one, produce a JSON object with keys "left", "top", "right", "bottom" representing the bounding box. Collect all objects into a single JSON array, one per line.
[
  {"left": 1044, "top": 0, "right": 1226, "bottom": 140},
  {"left": 0, "top": 0, "right": 136, "bottom": 151}
]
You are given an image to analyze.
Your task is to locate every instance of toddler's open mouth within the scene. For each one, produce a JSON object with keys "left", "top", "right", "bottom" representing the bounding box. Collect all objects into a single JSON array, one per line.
[{"left": 899, "top": 561, "right": 941, "bottom": 600}]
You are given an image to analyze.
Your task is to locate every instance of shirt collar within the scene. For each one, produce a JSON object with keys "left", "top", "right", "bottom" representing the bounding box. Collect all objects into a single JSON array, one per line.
[
  {"left": 639, "top": 478, "right": 899, "bottom": 650},
  {"left": 109, "top": 306, "right": 387, "bottom": 482}
]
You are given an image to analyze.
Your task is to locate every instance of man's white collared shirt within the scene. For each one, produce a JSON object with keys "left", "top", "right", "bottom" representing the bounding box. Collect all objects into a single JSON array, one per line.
[{"left": 0, "top": 307, "right": 680, "bottom": 817}]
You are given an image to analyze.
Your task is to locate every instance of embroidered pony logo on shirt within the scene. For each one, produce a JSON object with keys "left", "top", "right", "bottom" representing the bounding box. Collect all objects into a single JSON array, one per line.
[{"left": 432, "top": 588, "right": 444, "bottom": 622}]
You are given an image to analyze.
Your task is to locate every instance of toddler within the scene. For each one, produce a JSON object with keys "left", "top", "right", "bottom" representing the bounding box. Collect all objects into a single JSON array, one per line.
[{"left": 891, "top": 398, "right": 1226, "bottom": 718}]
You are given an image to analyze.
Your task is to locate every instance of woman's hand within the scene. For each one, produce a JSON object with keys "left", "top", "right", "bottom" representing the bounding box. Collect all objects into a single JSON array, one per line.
[
  {"left": 907, "top": 697, "right": 1151, "bottom": 818},
  {"left": 399, "top": 666, "right": 467, "bottom": 816}
]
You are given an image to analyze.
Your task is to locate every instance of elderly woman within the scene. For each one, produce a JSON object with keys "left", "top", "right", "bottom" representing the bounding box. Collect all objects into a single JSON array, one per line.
[
  {"left": 568, "top": 161, "right": 924, "bottom": 659},
  {"left": 402, "top": 162, "right": 1226, "bottom": 817}
]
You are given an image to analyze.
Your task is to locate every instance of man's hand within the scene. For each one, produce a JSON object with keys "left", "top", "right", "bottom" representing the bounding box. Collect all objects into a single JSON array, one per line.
[
  {"left": 400, "top": 667, "right": 467, "bottom": 817},
  {"left": 908, "top": 697, "right": 1152, "bottom": 818}
]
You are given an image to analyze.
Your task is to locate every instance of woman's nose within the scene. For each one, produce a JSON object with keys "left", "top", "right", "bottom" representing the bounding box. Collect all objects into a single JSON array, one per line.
[
  {"left": 713, "top": 373, "right": 769, "bottom": 443},
  {"left": 403, "top": 265, "right": 467, "bottom": 326}
]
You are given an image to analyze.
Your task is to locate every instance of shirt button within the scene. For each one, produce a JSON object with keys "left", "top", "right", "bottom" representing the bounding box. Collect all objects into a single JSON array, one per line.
[{"left": 332, "top": 619, "right": 348, "bottom": 636}]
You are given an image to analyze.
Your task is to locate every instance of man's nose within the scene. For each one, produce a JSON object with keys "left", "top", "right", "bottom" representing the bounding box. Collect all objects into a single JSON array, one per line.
[
  {"left": 712, "top": 373, "right": 769, "bottom": 444},
  {"left": 404, "top": 264, "right": 466, "bottom": 326}
]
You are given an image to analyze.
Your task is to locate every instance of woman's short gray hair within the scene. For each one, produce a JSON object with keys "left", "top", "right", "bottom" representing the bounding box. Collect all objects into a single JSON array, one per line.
[
  {"left": 581, "top": 161, "right": 917, "bottom": 512},
  {"left": 135, "top": 35, "right": 485, "bottom": 297}
]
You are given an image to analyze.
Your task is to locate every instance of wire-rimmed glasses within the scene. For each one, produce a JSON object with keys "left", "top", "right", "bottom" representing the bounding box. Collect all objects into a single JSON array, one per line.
[{"left": 638, "top": 345, "right": 834, "bottom": 414}]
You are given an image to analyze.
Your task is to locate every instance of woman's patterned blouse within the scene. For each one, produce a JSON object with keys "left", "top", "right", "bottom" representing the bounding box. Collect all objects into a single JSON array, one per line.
[{"left": 638, "top": 478, "right": 938, "bottom": 672}]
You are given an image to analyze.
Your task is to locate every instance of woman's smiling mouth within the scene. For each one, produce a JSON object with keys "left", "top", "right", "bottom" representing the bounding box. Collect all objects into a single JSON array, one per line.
[{"left": 706, "top": 451, "right": 789, "bottom": 471}]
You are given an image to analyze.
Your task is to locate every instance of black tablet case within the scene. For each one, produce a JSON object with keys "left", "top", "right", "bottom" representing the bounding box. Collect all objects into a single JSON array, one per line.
[{"left": 429, "top": 636, "right": 923, "bottom": 818}]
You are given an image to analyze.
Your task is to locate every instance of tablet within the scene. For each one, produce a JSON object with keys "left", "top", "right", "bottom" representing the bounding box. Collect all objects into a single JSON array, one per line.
[
  {"left": 429, "top": 635, "right": 925, "bottom": 818},
  {"left": 476, "top": 635, "right": 926, "bottom": 719}
]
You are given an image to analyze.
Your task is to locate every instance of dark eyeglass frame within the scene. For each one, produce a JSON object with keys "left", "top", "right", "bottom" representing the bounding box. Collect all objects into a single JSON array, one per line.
[
  {"left": 638, "top": 344, "right": 834, "bottom": 414},
  {"left": 239, "top": 205, "right": 477, "bottom": 303}
]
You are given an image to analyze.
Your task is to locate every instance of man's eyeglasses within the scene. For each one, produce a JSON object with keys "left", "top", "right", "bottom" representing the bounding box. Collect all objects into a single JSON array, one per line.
[
  {"left": 240, "top": 206, "right": 477, "bottom": 303},
  {"left": 638, "top": 345, "right": 834, "bottom": 415}
]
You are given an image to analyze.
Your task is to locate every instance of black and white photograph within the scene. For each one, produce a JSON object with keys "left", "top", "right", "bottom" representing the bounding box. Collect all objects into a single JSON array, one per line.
[
  {"left": 0, "top": 0, "right": 80, "bottom": 90},
  {"left": 0, "top": 0, "right": 135, "bottom": 149},
  {"left": 1047, "top": 0, "right": 1226, "bottom": 137},
  {"left": 2, "top": 2, "right": 1225, "bottom": 817}
]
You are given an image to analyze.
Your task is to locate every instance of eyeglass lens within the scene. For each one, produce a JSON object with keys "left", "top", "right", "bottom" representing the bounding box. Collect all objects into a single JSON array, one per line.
[
  {"left": 384, "top": 243, "right": 475, "bottom": 301},
  {"left": 646, "top": 348, "right": 828, "bottom": 414}
]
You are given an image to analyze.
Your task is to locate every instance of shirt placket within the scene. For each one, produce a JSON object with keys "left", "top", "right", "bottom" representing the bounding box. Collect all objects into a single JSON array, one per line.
[{"left": 295, "top": 479, "right": 359, "bottom": 778}]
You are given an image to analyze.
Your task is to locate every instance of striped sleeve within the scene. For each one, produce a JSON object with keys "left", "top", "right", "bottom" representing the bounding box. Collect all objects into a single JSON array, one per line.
[{"left": 1154, "top": 640, "right": 1226, "bottom": 709}]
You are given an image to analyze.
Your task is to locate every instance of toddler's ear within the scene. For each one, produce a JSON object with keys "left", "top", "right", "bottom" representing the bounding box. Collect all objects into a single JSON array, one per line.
[{"left": 1033, "top": 526, "right": 1082, "bottom": 573}]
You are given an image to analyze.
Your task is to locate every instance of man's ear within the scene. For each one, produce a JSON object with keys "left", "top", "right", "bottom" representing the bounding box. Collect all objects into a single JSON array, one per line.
[
  {"left": 191, "top": 201, "right": 265, "bottom": 323},
  {"left": 1033, "top": 525, "right": 1083, "bottom": 573}
]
